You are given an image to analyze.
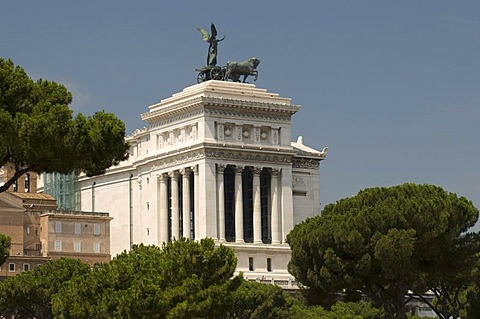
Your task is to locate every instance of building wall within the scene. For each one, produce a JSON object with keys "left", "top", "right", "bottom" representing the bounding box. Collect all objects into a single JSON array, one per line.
[
  {"left": 0, "top": 208, "right": 24, "bottom": 256},
  {"left": 40, "top": 211, "right": 112, "bottom": 265}
]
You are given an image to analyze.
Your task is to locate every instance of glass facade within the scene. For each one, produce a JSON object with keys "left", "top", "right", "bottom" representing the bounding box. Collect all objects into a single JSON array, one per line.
[{"left": 43, "top": 172, "right": 77, "bottom": 210}]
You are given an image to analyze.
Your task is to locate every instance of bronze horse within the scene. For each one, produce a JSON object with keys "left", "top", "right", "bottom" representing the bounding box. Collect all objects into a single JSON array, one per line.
[{"left": 225, "top": 57, "right": 260, "bottom": 83}]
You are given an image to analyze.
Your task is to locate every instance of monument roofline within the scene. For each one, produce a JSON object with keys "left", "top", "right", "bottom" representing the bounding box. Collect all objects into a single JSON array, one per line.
[{"left": 141, "top": 81, "right": 299, "bottom": 124}]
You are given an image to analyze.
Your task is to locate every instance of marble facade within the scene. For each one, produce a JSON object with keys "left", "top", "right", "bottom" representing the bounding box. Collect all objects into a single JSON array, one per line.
[{"left": 76, "top": 80, "right": 326, "bottom": 282}]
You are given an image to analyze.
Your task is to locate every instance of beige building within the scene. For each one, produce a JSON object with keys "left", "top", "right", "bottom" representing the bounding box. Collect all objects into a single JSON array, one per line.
[{"left": 0, "top": 191, "right": 112, "bottom": 278}]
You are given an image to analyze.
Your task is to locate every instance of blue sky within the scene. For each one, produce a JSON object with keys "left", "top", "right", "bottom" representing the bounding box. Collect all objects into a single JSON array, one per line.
[{"left": 2, "top": 1, "right": 479, "bottom": 230}]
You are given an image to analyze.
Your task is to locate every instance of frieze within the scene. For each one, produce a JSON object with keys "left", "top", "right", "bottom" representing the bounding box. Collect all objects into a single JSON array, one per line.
[
  {"left": 292, "top": 158, "right": 320, "bottom": 169},
  {"left": 204, "top": 149, "right": 292, "bottom": 165},
  {"left": 204, "top": 107, "right": 291, "bottom": 123},
  {"left": 150, "top": 151, "right": 206, "bottom": 171}
]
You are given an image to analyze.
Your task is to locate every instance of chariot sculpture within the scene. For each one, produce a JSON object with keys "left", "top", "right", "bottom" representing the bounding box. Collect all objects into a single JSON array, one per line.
[{"left": 195, "top": 23, "right": 260, "bottom": 83}]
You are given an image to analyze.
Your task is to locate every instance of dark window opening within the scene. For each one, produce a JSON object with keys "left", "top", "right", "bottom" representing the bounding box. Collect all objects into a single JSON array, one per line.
[
  {"left": 189, "top": 172, "right": 195, "bottom": 239},
  {"left": 261, "top": 169, "right": 271, "bottom": 244},
  {"left": 242, "top": 168, "right": 253, "bottom": 243},
  {"left": 167, "top": 176, "right": 172, "bottom": 241},
  {"left": 178, "top": 175, "right": 184, "bottom": 237},
  {"left": 248, "top": 257, "right": 254, "bottom": 271},
  {"left": 224, "top": 166, "right": 235, "bottom": 242},
  {"left": 267, "top": 258, "right": 272, "bottom": 272}
]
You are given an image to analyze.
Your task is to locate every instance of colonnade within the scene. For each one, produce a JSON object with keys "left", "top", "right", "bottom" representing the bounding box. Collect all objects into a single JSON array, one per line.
[
  {"left": 158, "top": 166, "right": 197, "bottom": 244},
  {"left": 157, "top": 163, "right": 283, "bottom": 245}
]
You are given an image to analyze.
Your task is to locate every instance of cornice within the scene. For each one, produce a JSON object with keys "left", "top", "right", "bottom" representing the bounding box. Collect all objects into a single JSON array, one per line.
[{"left": 141, "top": 96, "right": 299, "bottom": 126}]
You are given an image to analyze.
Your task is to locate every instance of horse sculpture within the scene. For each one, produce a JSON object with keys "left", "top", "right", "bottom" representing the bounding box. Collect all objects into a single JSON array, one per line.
[{"left": 225, "top": 57, "right": 260, "bottom": 83}]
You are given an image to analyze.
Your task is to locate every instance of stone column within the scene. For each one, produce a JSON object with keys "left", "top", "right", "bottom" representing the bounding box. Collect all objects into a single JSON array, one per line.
[
  {"left": 235, "top": 165, "right": 244, "bottom": 243},
  {"left": 169, "top": 171, "right": 180, "bottom": 241},
  {"left": 191, "top": 165, "right": 198, "bottom": 240},
  {"left": 158, "top": 173, "right": 169, "bottom": 244},
  {"left": 253, "top": 167, "right": 262, "bottom": 244},
  {"left": 217, "top": 164, "right": 226, "bottom": 242},
  {"left": 180, "top": 168, "right": 191, "bottom": 239},
  {"left": 271, "top": 168, "right": 281, "bottom": 244}
]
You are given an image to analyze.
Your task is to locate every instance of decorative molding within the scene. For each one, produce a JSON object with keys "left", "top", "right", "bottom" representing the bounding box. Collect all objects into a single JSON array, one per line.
[
  {"left": 204, "top": 150, "right": 292, "bottom": 165},
  {"left": 204, "top": 107, "right": 292, "bottom": 123},
  {"left": 292, "top": 158, "right": 320, "bottom": 169}
]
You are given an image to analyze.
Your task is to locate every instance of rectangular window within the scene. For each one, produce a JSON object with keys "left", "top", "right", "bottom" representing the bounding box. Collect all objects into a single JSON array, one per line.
[
  {"left": 94, "top": 242, "right": 101, "bottom": 253},
  {"left": 267, "top": 258, "right": 272, "bottom": 272},
  {"left": 75, "top": 223, "right": 81, "bottom": 235},
  {"left": 55, "top": 221, "right": 62, "bottom": 233},
  {"left": 74, "top": 241, "right": 82, "bottom": 252},
  {"left": 248, "top": 257, "right": 254, "bottom": 271},
  {"left": 55, "top": 240, "right": 62, "bottom": 251},
  {"left": 9, "top": 263, "right": 15, "bottom": 272},
  {"left": 23, "top": 264, "right": 30, "bottom": 272},
  {"left": 93, "top": 224, "right": 101, "bottom": 235}
]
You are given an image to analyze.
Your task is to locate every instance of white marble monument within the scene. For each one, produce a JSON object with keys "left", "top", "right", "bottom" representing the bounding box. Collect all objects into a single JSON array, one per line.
[{"left": 76, "top": 80, "right": 327, "bottom": 284}]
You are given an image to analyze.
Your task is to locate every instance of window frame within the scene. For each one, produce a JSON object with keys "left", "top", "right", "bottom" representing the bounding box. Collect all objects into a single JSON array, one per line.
[
  {"left": 54, "top": 240, "right": 62, "bottom": 251},
  {"left": 93, "top": 224, "right": 101, "bottom": 235}
]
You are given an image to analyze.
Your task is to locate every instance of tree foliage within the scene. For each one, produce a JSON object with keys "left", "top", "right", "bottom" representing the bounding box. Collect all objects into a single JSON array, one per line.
[
  {"left": 287, "top": 183, "right": 479, "bottom": 319},
  {"left": 0, "top": 233, "right": 10, "bottom": 265},
  {"left": 52, "top": 238, "right": 239, "bottom": 319},
  {"left": 0, "top": 258, "right": 90, "bottom": 319},
  {"left": 0, "top": 237, "right": 390, "bottom": 319},
  {"left": 0, "top": 58, "right": 129, "bottom": 193}
]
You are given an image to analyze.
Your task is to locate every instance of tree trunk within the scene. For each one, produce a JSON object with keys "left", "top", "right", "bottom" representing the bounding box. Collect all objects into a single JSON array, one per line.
[{"left": 394, "top": 284, "right": 408, "bottom": 319}]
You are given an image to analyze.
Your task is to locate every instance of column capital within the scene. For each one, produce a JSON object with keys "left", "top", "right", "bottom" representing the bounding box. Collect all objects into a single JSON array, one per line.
[
  {"left": 190, "top": 165, "right": 199, "bottom": 174},
  {"left": 270, "top": 168, "right": 281, "bottom": 177},
  {"left": 157, "top": 173, "right": 168, "bottom": 182},
  {"left": 168, "top": 171, "right": 180, "bottom": 179},
  {"left": 253, "top": 167, "right": 263, "bottom": 175},
  {"left": 235, "top": 165, "right": 244, "bottom": 174},
  {"left": 179, "top": 167, "right": 190, "bottom": 176},
  {"left": 216, "top": 163, "right": 226, "bottom": 174}
]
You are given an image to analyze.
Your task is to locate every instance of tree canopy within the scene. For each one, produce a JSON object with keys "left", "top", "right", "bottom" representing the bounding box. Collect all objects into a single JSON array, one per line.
[
  {"left": 0, "top": 237, "right": 390, "bottom": 319},
  {"left": 52, "top": 238, "right": 239, "bottom": 319},
  {"left": 0, "top": 58, "right": 129, "bottom": 193},
  {"left": 0, "top": 258, "right": 90, "bottom": 319},
  {"left": 287, "top": 183, "right": 480, "bottom": 319}
]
